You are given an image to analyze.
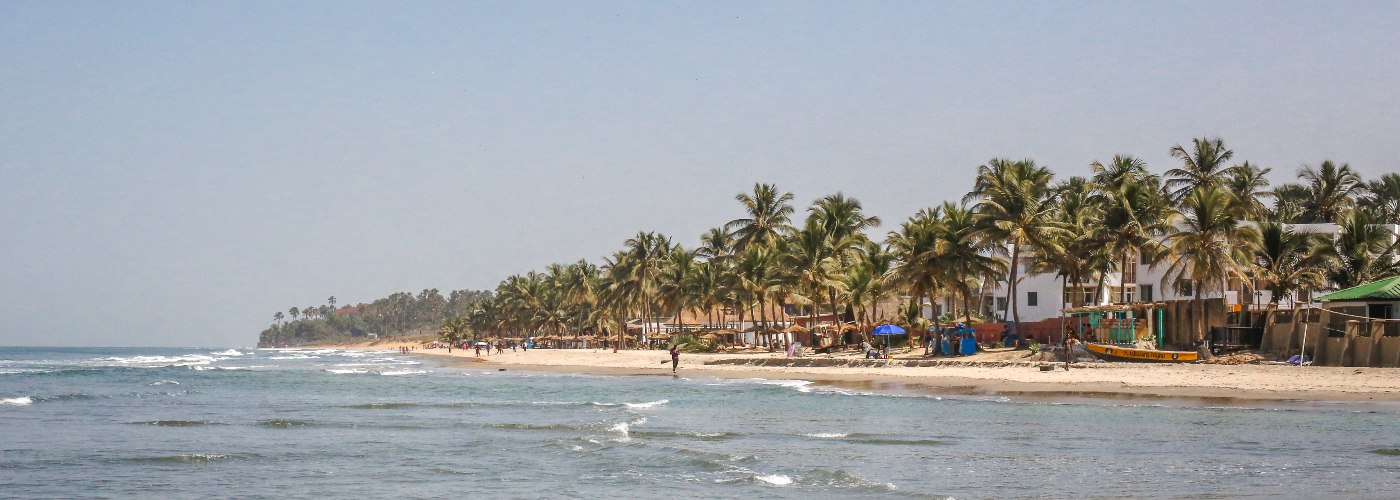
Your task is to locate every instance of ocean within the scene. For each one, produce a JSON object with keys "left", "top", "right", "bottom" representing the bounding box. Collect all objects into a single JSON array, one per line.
[{"left": 2, "top": 346, "right": 1398, "bottom": 499}]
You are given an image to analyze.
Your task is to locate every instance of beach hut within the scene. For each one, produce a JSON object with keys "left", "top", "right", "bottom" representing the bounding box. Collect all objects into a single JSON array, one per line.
[
  {"left": 1059, "top": 303, "right": 1163, "bottom": 346},
  {"left": 1316, "top": 276, "right": 1400, "bottom": 331}
]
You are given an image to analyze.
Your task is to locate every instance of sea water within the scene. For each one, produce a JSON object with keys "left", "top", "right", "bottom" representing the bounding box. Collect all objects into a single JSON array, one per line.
[{"left": 2, "top": 347, "right": 1399, "bottom": 499}]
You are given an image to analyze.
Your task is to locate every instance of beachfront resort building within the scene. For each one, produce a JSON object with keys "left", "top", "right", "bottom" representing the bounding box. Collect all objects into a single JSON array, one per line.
[{"left": 954, "top": 223, "right": 1400, "bottom": 324}]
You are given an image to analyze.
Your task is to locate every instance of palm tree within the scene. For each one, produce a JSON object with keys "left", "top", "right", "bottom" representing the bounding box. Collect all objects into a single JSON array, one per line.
[
  {"left": 1098, "top": 173, "right": 1171, "bottom": 304},
  {"left": 288, "top": 307, "right": 299, "bottom": 322},
  {"left": 1165, "top": 137, "right": 1237, "bottom": 203},
  {"left": 808, "top": 193, "right": 880, "bottom": 323},
  {"left": 1045, "top": 177, "right": 1107, "bottom": 307},
  {"left": 1224, "top": 161, "right": 1272, "bottom": 220},
  {"left": 656, "top": 246, "right": 695, "bottom": 330},
  {"left": 697, "top": 227, "right": 733, "bottom": 263},
  {"left": 1161, "top": 186, "right": 1262, "bottom": 304},
  {"left": 778, "top": 217, "right": 841, "bottom": 332},
  {"left": 843, "top": 241, "right": 895, "bottom": 336},
  {"left": 726, "top": 183, "right": 795, "bottom": 251},
  {"left": 273, "top": 311, "right": 284, "bottom": 325},
  {"left": 440, "top": 316, "right": 469, "bottom": 347},
  {"left": 328, "top": 296, "right": 337, "bottom": 310},
  {"left": 1090, "top": 154, "right": 1148, "bottom": 191},
  {"left": 967, "top": 158, "right": 1068, "bottom": 331},
  {"left": 622, "top": 231, "right": 672, "bottom": 337},
  {"left": 689, "top": 260, "right": 725, "bottom": 328},
  {"left": 810, "top": 193, "right": 882, "bottom": 242},
  {"left": 732, "top": 244, "right": 786, "bottom": 330},
  {"left": 1293, "top": 160, "right": 1364, "bottom": 223},
  {"left": 888, "top": 207, "right": 948, "bottom": 320},
  {"left": 940, "top": 202, "right": 1004, "bottom": 322},
  {"left": 1310, "top": 210, "right": 1400, "bottom": 289},
  {"left": 1253, "top": 221, "right": 1324, "bottom": 309},
  {"left": 1361, "top": 173, "right": 1400, "bottom": 225}
]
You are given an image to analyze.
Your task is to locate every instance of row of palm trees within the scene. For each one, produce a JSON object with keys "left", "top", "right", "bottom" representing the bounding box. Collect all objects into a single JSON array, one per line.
[{"left": 447, "top": 137, "right": 1400, "bottom": 344}]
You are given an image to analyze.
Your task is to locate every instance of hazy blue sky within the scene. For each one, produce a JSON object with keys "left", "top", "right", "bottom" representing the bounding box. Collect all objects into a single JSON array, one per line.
[{"left": 2, "top": 1, "right": 1398, "bottom": 347}]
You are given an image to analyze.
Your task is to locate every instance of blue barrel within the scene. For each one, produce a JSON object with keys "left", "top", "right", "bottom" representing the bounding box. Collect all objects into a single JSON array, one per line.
[{"left": 960, "top": 338, "right": 976, "bottom": 356}]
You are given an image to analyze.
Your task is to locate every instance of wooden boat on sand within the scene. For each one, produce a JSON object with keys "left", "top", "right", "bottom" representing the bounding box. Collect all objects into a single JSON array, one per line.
[{"left": 1085, "top": 342, "right": 1198, "bottom": 363}]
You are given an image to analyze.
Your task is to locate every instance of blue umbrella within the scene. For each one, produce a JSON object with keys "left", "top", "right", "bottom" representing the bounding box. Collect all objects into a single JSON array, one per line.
[
  {"left": 871, "top": 324, "right": 906, "bottom": 335},
  {"left": 870, "top": 324, "right": 906, "bottom": 358}
]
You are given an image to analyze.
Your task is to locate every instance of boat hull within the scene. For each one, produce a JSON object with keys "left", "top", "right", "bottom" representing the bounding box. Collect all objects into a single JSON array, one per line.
[{"left": 1085, "top": 343, "right": 1197, "bottom": 363}]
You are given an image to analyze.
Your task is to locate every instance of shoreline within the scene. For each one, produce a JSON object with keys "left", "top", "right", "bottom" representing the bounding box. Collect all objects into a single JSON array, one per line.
[{"left": 314, "top": 339, "right": 1400, "bottom": 403}]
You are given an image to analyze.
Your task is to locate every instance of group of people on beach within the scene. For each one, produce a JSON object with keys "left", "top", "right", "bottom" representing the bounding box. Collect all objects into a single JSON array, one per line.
[
  {"left": 922, "top": 324, "right": 977, "bottom": 357},
  {"left": 471, "top": 342, "right": 517, "bottom": 357}
]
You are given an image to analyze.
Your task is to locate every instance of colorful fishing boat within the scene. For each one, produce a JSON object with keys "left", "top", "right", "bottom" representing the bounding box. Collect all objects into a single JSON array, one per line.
[{"left": 1085, "top": 342, "right": 1198, "bottom": 363}]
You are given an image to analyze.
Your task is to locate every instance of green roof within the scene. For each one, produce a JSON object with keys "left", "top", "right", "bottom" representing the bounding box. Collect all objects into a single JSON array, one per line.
[{"left": 1317, "top": 276, "right": 1400, "bottom": 301}]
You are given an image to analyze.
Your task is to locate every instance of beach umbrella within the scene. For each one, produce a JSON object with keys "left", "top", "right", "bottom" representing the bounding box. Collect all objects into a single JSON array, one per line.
[
  {"left": 870, "top": 324, "right": 906, "bottom": 335},
  {"left": 870, "top": 324, "right": 906, "bottom": 358}
]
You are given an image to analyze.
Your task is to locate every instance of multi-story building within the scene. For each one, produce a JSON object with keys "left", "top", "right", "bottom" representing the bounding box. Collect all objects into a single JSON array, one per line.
[{"left": 948, "top": 223, "right": 1400, "bottom": 323}]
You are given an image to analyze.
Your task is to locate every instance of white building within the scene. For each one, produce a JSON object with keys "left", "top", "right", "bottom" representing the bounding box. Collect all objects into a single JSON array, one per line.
[{"left": 945, "top": 223, "right": 1400, "bottom": 323}]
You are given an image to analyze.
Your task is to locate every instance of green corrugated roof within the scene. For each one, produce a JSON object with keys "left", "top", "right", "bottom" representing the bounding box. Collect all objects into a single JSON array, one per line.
[{"left": 1317, "top": 276, "right": 1400, "bottom": 301}]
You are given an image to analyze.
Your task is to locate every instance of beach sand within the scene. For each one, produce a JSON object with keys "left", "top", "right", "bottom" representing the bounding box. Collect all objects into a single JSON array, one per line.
[{"left": 319, "top": 339, "right": 1400, "bottom": 402}]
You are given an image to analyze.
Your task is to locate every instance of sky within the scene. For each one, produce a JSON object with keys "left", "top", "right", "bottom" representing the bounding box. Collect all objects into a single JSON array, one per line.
[{"left": 2, "top": 1, "right": 1398, "bottom": 347}]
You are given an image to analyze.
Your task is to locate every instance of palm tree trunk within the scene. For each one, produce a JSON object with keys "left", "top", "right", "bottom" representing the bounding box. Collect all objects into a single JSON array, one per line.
[
  {"left": 1119, "top": 250, "right": 1129, "bottom": 305},
  {"left": 1008, "top": 245, "right": 1021, "bottom": 338},
  {"left": 758, "top": 294, "right": 768, "bottom": 330},
  {"left": 1094, "top": 271, "right": 1108, "bottom": 306},
  {"left": 962, "top": 286, "right": 973, "bottom": 325}
]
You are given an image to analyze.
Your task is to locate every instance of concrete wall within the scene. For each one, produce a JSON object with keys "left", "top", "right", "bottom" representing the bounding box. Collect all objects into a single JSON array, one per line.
[{"left": 1263, "top": 312, "right": 1400, "bottom": 367}]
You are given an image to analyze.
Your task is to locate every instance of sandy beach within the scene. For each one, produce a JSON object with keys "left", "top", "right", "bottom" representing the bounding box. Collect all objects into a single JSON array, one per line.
[{"left": 318, "top": 338, "right": 1400, "bottom": 403}]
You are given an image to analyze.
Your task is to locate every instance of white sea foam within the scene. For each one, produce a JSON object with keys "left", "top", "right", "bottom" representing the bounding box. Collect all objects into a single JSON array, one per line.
[
  {"left": 755, "top": 474, "right": 793, "bottom": 486},
  {"left": 801, "top": 433, "right": 849, "bottom": 438},
  {"left": 267, "top": 355, "right": 319, "bottom": 360},
  {"left": 377, "top": 370, "right": 427, "bottom": 376},
  {"left": 624, "top": 399, "right": 669, "bottom": 409},
  {"left": 99, "top": 354, "right": 218, "bottom": 366},
  {"left": 609, "top": 417, "right": 646, "bottom": 442},
  {"left": 759, "top": 379, "right": 815, "bottom": 393},
  {"left": 149, "top": 380, "right": 180, "bottom": 386},
  {"left": 0, "top": 369, "right": 48, "bottom": 375},
  {"left": 212, "top": 349, "right": 243, "bottom": 356},
  {"left": 2, "top": 396, "right": 33, "bottom": 406},
  {"left": 326, "top": 369, "right": 368, "bottom": 374}
]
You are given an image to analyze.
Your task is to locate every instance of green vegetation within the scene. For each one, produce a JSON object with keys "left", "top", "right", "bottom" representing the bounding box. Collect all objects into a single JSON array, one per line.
[
  {"left": 258, "top": 290, "right": 490, "bottom": 347},
  {"left": 259, "top": 137, "right": 1400, "bottom": 347}
]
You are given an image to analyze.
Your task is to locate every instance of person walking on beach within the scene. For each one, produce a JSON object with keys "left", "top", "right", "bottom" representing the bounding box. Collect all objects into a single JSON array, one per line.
[
  {"left": 474, "top": 344, "right": 481, "bottom": 357},
  {"left": 669, "top": 345, "right": 680, "bottom": 373}
]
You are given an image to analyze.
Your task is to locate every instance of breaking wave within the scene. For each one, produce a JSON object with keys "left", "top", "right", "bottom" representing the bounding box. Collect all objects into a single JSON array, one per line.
[{"left": 2, "top": 396, "right": 33, "bottom": 406}]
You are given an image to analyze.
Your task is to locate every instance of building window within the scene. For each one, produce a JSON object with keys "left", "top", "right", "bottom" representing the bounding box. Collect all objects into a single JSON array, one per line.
[
  {"left": 1122, "top": 286, "right": 1136, "bottom": 303},
  {"left": 1027, "top": 292, "right": 1038, "bottom": 307},
  {"left": 1122, "top": 259, "right": 1138, "bottom": 283},
  {"left": 1176, "top": 279, "right": 1194, "bottom": 297},
  {"left": 996, "top": 297, "right": 1008, "bottom": 311},
  {"left": 1140, "top": 284, "right": 1154, "bottom": 302},
  {"left": 1140, "top": 249, "right": 1150, "bottom": 265}
]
